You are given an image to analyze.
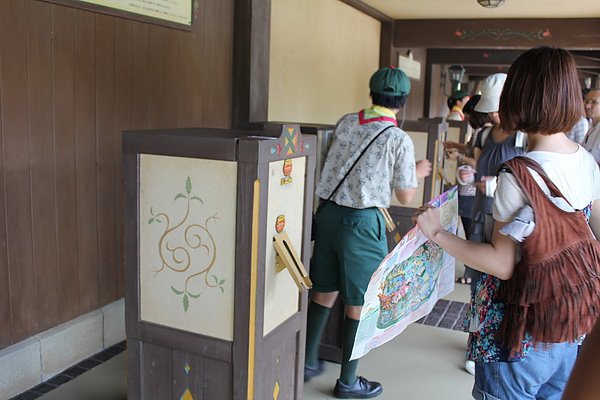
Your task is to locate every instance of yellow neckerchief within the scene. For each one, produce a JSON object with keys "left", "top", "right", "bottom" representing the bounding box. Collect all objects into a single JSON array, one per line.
[
  {"left": 358, "top": 105, "right": 398, "bottom": 126},
  {"left": 450, "top": 105, "right": 464, "bottom": 120}
]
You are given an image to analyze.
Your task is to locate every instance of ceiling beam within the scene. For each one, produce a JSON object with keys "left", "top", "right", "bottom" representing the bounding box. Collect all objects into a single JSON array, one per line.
[{"left": 339, "top": 0, "right": 393, "bottom": 22}]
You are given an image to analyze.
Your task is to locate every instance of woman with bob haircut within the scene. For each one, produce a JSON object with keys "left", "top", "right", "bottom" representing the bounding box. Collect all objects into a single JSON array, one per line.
[{"left": 415, "top": 46, "right": 600, "bottom": 399}]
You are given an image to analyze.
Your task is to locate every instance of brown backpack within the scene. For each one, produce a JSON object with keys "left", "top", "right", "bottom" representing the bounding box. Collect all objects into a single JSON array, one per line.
[{"left": 497, "top": 156, "right": 600, "bottom": 356}]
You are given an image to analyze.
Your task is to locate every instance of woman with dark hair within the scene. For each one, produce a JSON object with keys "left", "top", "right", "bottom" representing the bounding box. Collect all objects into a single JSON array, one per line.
[{"left": 415, "top": 46, "right": 600, "bottom": 399}]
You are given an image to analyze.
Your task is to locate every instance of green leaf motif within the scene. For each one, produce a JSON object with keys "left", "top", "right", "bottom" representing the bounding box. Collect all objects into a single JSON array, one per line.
[
  {"left": 171, "top": 286, "right": 184, "bottom": 295},
  {"left": 183, "top": 293, "right": 189, "bottom": 313},
  {"left": 212, "top": 275, "right": 218, "bottom": 284},
  {"left": 185, "top": 177, "right": 192, "bottom": 194},
  {"left": 191, "top": 196, "right": 204, "bottom": 204},
  {"left": 148, "top": 218, "right": 154, "bottom": 224},
  {"left": 219, "top": 279, "right": 225, "bottom": 285},
  {"left": 188, "top": 292, "right": 200, "bottom": 299},
  {"left": 150, "top": 207, "right": 154, "bottom": 216},
  {"left": 219, "top": 286, "right": 224, "bottom": 294},
  {"left": 156, "top": 218, "right": 162, "bottom": 223},
  {"left": 175, "top": 193, "right": 186, "bottom": 201}
]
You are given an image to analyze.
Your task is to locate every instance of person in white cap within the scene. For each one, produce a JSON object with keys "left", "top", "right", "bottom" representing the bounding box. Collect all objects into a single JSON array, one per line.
[{"left": 456, "top": 72, "right": 526, "bottom": 376}]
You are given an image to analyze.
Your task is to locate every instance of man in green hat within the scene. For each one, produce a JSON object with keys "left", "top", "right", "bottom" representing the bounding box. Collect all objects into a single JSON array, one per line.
[
  {"left": 304, "top": 67, "right": 431, "bottom": 398},
  {"left": 447, "top": 89, "right": 471, "bottom": 121}
]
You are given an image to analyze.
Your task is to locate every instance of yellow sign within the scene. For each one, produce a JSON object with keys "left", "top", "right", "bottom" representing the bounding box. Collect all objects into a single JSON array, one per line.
[{"left": 77, "top": 0, "right": 192, "bottom": 26}]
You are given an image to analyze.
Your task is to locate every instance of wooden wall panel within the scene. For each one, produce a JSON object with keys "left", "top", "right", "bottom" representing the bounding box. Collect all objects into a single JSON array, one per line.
[
  {"left": 74, "top": 9, "right": 100, "bottom": 314},
  {"left": 113, "top": 18, "right": 133, "bottom": 297},
  {"left": 1, "top": 0, "right": 37, "bottom": 343},
  {"left": 0, "top": 4, "right": 11, "bottom": 349},
  {"left": 52, "top": 5, "right": 81, "bottom": 322},
  {"left": 148, "top": 25, "right": 166, "bottom": 129},
  {"left": 95, "top": 14, "right": 117, "bottom": 305},
  {"left": 0, "top": 0, "right": 234, "bottom": 349},
  {"left": 27, "top": 0, "right": 60, "bottom": 332},
  {"left": 131, "top": 22, "right": 150, "bottom": 130}
]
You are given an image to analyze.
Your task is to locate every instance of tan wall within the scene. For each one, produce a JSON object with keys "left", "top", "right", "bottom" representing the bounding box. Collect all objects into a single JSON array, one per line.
[
  {"left": 0, "top": 0, "right": 234, "bottom": 349},
  {"left": 269, "top": 0, "right": 381, "bottom": 125}
]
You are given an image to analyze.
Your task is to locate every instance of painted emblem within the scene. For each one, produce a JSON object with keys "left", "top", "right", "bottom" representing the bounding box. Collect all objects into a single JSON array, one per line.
[
  {"left": 281, "top": 159, "right": 293, "bottom": 185},
  {"left": 275, "top": 215, "right": 286, "bottom": 233}
]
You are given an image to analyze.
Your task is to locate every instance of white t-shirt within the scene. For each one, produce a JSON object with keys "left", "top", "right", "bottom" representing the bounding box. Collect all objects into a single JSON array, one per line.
[{"left": 493, "top": 145, "right": 600, "bottom": 222}]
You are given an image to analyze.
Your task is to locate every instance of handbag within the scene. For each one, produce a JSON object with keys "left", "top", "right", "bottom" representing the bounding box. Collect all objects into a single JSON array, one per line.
[
  {"left": 311, "top": 124, "right": 394, "bottom": 241},
  {"left": 497, "top": 156, "right": 600, "bottom": 355}
]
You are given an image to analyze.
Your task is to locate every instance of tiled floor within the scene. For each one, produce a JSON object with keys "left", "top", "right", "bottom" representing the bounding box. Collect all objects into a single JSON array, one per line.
[{"left": 11, "top": 271, "right": 474, "bottom": 400}]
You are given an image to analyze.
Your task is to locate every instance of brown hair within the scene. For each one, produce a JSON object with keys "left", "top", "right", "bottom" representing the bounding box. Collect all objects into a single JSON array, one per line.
[{"left": 500, "top": 47, "right": 583, "bottom": 135}]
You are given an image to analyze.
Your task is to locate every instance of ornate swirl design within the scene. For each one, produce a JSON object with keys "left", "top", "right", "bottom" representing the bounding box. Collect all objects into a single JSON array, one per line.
[{"left": 148, "top": 177, "right": 225, "bottom": 312}]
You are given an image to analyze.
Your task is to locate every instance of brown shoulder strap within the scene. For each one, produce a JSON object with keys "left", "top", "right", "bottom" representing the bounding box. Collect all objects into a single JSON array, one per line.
[{"left": 504, "top": 156, "right": 573, "bottom": 208}]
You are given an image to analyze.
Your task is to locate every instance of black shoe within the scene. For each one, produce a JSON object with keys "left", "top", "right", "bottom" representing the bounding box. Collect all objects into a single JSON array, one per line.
[
  {"left": 304, "top": 360, "right": 324, "bottom": 382},
  {"left": 333, "top": 376, "right": 383, "bottom": 399}
]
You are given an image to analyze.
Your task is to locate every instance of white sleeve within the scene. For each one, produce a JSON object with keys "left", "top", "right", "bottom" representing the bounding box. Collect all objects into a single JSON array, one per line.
[{"left": 493, "top": 172, "right": 529, "bottom": 222}]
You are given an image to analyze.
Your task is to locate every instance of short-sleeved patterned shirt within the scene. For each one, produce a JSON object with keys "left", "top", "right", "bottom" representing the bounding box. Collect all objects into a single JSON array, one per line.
[{"left": 315, "top": 106, "right": 418, "bottom": 209}]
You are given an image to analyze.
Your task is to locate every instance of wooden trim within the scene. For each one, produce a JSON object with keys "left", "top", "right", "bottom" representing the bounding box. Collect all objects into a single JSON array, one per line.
[
  {"left": 38, "top": 0, "right": 194, "bottom": 31},
  {"left": 393, "top": 19, "right": 600, "bottom": 49},
  {"left": 247, "top": 179, "right": 260, "bottom": 400},
  {"left": 339, "top": 0, "right": 393, "bottom": 22},
  {"left": 232, "top": 0, "right": 271, "bottom": 128},
  {"left": 380, "top": 20, "right": 394, "bottom": 67}
]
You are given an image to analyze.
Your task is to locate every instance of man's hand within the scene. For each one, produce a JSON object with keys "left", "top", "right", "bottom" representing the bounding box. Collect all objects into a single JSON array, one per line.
[{"left": 416, "top": 159, "right": 433, "bottom": 178}]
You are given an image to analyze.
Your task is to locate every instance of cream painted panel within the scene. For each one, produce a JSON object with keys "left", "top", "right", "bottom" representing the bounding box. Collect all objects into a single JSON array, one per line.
[
  {"left": 391, "top": 131, "right": 428, "bottom": 209},
  {"left": 263, "top": 158, "right": 306, "bottom": 335},
  {"left": 269, "top": 0, "right": 380, "bottom": 125},
  {"left": 139, "top": 155, "right": 237, "bottom": 341}
]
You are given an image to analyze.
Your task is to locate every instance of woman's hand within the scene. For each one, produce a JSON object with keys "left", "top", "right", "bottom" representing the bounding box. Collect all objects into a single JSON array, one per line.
[
  {"left": 444, "top": 148, "right": 461, "bottom": 161},
  {"left": 457, "top": 166, "right": 476, "bottom": 185},
  {"left": 416, "top": 159, "right": 433, "bottom": 178},
  {"left": 412, "top": 205, "right": 444, "bottom": 241}
]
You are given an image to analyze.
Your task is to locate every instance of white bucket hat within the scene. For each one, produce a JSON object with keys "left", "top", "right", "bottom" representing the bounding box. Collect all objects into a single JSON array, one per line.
[{"left": 474, "top": 73, "right": 507, "bottom": 113}]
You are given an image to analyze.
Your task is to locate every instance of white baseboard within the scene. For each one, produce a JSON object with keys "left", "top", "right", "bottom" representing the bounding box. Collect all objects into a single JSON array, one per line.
[{"left": 0, "top": 298, "right": 125, "bottom": 400}]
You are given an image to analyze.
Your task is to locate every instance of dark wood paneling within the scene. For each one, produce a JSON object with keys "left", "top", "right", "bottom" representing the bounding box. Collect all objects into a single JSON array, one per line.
[
  {"left": 96, "top": 13, "right": 117, "bottom": 305},
  {"left": 232, "top": 0, "right": 270, "bottom": 128},
  {"left": 0, "top": 0, "right": 234, "bottom": 349},
  {"left": 131, "top": 22, "right": 150, "bottom": 129},
  {"left": 141, "top": 342, "right": 173, "bottom": 400},
  {"left": 394, "top": 19, "right": 600, "bottom": 49},
  {"left": 199, "top": 0, "right": 234, "bottom": 127},
  {"left": 148, "top": 25, "right": 166, "bottom": 129},
  {"left": 74, "top": 9, "right": 100, "bottom": 314},
  {"left": 28, "top": 0, "right": 59, "bottom": 332},
  {"left": 203, "top": 357, "right": 233, "bottom": 399},
  {"left": 52, "top": 4, "right": 81, "bottom": 322},
  {"left": 172, "top": 350, "right": 204, "bottom": 399},
  {"left": 113, "top": 18, "right": 133, "bottom": 297},
  {"left": 0, "top": 4, "right": 11, "bottom": 348},
  {"left": 1, "top": 0, "right": 36, "bottom": 343}
]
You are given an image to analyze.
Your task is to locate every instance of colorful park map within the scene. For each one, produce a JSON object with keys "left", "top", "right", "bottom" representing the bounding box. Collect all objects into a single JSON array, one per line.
[{"left": 351, "top": 187, "right": 459, "bottom": 360}]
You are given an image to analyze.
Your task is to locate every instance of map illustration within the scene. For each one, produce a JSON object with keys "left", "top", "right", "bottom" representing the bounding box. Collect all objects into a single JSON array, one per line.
[{"left": 351, "top": 187, "right": 458, "bottom": 360}]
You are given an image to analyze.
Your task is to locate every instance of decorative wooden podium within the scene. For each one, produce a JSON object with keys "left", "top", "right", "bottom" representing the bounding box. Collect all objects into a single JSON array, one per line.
[{"left": 123, "top": 124, "right": 316, "bottom": 399}]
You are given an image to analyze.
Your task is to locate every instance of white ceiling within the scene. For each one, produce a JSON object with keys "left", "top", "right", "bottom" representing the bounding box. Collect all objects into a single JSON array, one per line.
[{"left": 361, "top": 0, "right": 600, "bottom": 19}]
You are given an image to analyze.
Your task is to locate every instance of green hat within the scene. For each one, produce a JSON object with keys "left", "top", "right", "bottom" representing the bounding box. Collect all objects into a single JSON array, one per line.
[
  {"left": 369, "top": 67, "right": 411, "bottom": 96},
  {"left": 450, "top": 89, "right": 470, "bottom": 100}
]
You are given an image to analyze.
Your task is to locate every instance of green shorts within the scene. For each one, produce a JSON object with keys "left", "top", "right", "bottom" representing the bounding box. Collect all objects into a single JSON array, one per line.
[{"left": 310, "top": 201, "right": 388, "bottom": 306}]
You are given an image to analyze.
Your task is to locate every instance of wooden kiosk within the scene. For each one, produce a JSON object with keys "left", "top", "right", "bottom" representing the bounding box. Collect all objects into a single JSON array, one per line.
[{"left": 123, "top": 124, "right": 316, "bottom": 399}]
